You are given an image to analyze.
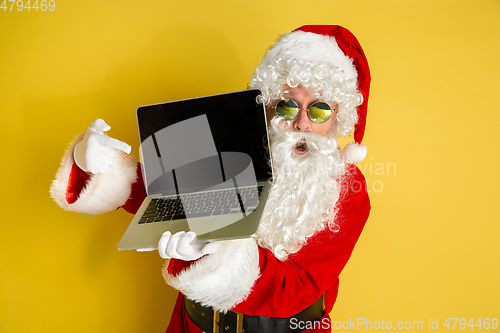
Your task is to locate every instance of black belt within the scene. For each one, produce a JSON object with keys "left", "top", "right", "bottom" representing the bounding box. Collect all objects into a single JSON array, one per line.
[{"left": 184, "top": 295, "right": 325, "bottom": 333}]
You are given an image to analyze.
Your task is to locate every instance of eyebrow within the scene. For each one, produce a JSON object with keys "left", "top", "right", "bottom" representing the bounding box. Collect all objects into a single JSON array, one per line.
[{"left": 283, "top": 91, "right": 320, "bottom": 105}]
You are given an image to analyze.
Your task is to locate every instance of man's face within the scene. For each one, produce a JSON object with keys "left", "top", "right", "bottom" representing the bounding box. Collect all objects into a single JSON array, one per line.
[{"left": 266, "top": 85, "right": 336, "bottom": 137}]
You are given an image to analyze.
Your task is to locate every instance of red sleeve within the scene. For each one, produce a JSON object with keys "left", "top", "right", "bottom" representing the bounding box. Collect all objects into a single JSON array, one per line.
[
  {"left": 166, "top": 258, "right": 198, "bottom": 277},
  {"left": 121, "top": 164, "right": 147, "bottom": 214},
  {"left": 66, "top": 163, "right": 92, "bottom": 204},
  {"left": 231, "top": 165, "right": 371, "bottom": 317},
  {"left": 66, "top": 162, "right": 147, "bottom": 214}
]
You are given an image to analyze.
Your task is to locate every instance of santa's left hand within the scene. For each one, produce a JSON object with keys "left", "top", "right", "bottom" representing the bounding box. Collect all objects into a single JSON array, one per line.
[{"left": 157, "top": 231, "right": 222, "bottom": 261}]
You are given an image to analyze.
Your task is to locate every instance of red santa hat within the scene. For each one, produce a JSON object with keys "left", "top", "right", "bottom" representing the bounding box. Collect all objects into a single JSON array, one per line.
[
  {"left": 255, "top": 25, "right": 371, "bottom": 163},
  {"left": 294, "top": 26, "right": 370, "bottom": 143}
]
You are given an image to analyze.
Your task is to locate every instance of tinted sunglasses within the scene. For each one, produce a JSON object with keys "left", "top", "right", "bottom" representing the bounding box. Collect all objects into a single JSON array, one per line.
[{"left": 273, "top": 98, "right": 334, "bottom": 124}]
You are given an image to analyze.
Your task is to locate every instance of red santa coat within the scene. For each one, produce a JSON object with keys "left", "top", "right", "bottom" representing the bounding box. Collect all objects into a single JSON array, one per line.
[
  {"left": 164, "top": 164, "right": 370, "bottom": 332},
  {"left": 50, "top": 137, "right": 370, "bottom": 333}
]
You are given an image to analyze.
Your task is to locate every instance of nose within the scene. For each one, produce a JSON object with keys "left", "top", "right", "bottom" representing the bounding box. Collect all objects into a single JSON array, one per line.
[{"left": 291, "top": 109, "right": 311, "bottom": 132}]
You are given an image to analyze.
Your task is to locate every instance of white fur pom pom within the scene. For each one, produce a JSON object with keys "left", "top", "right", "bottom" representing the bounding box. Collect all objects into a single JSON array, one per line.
[{"left": 341, "top": 142, "right": 367, "bottom": 163}]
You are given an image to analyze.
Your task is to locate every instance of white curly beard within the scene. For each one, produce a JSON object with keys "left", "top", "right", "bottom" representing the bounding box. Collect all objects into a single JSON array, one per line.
[{"left": 257, "top": 118, "right": 346, "bottom": 261}]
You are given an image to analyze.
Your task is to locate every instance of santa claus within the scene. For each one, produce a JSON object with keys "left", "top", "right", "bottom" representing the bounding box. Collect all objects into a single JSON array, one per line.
[{"left": 51, "top": 25, "right": 371, "bottom": 333}]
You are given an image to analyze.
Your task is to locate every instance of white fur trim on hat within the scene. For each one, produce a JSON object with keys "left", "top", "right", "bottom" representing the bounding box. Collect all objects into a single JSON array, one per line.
[
  {"left": 265, "top": 30, "right": 357, "bottom": 80},
  {"left": 50, "top": 133, "right": 138, "bottom": 215},
  {"left": 341, "top": 142, "right": 367, "bottom": 163},
  {"left": 162, "top": 238, "right": 260, "bottom": 313}
]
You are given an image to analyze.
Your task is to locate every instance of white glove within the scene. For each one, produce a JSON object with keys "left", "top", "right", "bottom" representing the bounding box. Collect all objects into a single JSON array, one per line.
[
  {"left": 157, "top": 231, "right": 222, "bottom": 261},
  {"left": 74, "top": 119, "right": 132, "bottom": 174}
]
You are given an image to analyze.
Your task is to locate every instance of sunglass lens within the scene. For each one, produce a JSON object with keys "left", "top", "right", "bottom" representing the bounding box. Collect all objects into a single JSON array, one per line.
[
  {"left": 276, "top": 99, "right": 299, "bottom": 120},
  {"left": 308, "top": 102, "right": 332, "bottom": 123}
]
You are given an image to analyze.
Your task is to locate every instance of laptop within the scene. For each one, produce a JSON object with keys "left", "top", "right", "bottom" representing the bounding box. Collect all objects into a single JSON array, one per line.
[{"left": 118, "top": 89, "right": 273, "bottom": 250}]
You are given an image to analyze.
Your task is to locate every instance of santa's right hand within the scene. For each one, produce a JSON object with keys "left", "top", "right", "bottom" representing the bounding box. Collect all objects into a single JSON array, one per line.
[
  {"left": 73, "top": 118, "right": 132, "bottom": 174},
  {"left": 158, "top": 231, "right": 222, "bottom": 261}
]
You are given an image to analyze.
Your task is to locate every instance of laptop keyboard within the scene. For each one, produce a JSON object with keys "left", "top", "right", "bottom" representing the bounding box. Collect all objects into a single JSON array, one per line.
[{"left": 138, "top": 186, "right": 264, "bottom": 224}]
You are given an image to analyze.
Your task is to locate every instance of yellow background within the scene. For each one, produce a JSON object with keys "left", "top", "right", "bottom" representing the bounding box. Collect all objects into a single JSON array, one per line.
[{"left": 1, "top": 0, "right": 499, "bottom": 332}]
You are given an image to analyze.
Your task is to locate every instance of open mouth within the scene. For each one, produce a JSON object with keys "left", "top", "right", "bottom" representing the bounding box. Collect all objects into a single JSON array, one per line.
[{"left": 293, "top": 140, "right": 309, "bottom": 155}]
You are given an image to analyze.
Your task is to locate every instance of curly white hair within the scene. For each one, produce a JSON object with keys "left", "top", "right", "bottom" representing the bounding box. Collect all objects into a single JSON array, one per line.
[{"left": 249, "top": 31, "right": 364, "bottom": 137}]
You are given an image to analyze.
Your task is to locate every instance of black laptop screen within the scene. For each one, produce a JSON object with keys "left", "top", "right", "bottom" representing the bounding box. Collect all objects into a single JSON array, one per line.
[{"left": 136, "top": 89, "right": 272, "bottom": 196}]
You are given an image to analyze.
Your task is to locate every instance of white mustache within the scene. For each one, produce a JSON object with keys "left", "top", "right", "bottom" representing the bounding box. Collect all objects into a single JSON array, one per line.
[{"left": 269, "top": 118, "right": 339, "bottom": 157}]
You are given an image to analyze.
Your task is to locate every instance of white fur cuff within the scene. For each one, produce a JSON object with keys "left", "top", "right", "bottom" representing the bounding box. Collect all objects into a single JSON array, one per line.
[
  {"left": 162, "top": 238, "right": 260, "bottom": 313},
  {"left": 341, "top": 142, "right": 367, "bottom": 163},
  {"left": 50, "top": 133, "right": 138, "bottom": 215}
]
